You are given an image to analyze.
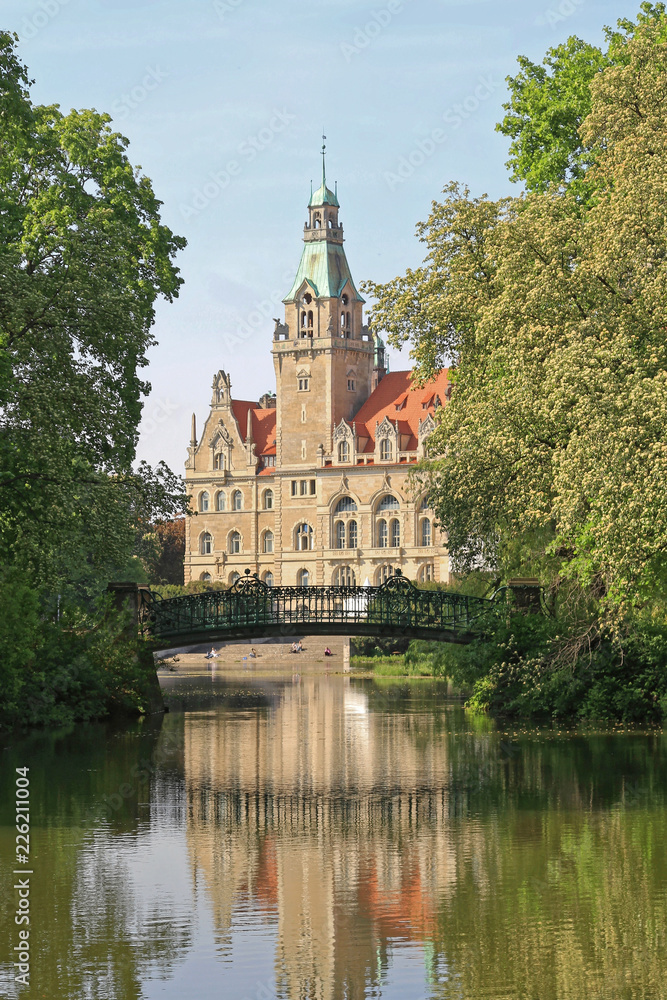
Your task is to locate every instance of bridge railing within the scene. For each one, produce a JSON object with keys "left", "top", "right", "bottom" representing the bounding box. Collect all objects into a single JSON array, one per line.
[{"left": 142, "top": 569, "right": 505, "bottom": 642}]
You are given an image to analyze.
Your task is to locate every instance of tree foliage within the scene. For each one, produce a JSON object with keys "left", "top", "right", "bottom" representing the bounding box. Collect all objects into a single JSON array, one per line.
[
  {"left": 0, "top": 34, "right": 187, "bottom": 728},
  {"left": 364, "top": 9, "right": 667, "bottom": 715}
]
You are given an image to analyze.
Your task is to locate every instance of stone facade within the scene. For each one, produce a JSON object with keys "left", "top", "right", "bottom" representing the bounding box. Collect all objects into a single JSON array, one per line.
[{"left": 184, "top": 165, "right": 450, "bottom": 587}]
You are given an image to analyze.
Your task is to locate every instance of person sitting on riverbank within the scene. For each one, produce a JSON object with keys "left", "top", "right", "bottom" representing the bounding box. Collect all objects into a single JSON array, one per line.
[
  {"left": 324, "top": 647, "right": 332, "bottom": 656},
  {"left": 205, "top": 648, "right": 219, "bottom": 659},
  {"left": 250, "top": 648, "right": 257, "bottom": 658}
]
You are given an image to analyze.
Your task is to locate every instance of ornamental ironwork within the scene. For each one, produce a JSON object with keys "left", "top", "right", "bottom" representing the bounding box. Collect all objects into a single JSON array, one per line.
[{"left": 141, "top": 568, "right": 540, "bottom": 645}]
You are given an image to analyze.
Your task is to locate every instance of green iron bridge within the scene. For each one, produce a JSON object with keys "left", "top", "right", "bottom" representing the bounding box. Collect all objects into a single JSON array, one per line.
[{"left": 134, "top": 570, "right": 541, "bottom": 648}]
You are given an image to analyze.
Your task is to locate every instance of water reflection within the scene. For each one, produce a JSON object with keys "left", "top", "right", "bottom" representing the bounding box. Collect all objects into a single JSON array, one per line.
[
  {"left": 168, "top": 672, "right": 667, "bottom": 1000},
  {"left": 1, "top": 671, "right": 666, "bottom": 999}
]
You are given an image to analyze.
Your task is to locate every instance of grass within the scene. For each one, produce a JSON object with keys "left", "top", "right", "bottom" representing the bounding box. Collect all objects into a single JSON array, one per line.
[{"left": 351, "top": 655, "right": 433, "bottom": 677}]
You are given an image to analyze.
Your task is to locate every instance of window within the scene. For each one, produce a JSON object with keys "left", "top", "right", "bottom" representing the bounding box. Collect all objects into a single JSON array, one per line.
[
  {"left": 342, "top": 293, "right": 349, "bottom": 306},
  {"left": 291, "top": 480, "right": 298, "bottom": 497},
  {"left": 300, "top": 480, "right": 308, "bottom": 496},
  {"left": 263, "top": 489, "right": 273, "bottom": 510},
  {"left": 348, "top": 519, "right": 358, "bottom": 548},
  {"left": 229, "top": 531, "right": 241, "bottom": 554},
  {"left": 214, "top": 453, "right": 225, "bottom": 470},
  {"left": 310, "top": 480, "right": 316, "bottom": 495},
  {"left": 263, "top": 530, "right": 274, "bottom": 554},
  {"left": 230, "top": 571, "right": 240, "bottom": 584},
  {"left": 201, "top": 532, "right": 213, "bottom": 555},
  {"left": 335, "top": 496, "right": 357, "bottom": 513},
  {"left": 263, "top": 455, "right": 276, "bottom": 469},
  {"left": 338, "top": 440, "right": 350, "bottom": 463},
  {"left": 216, "top": 492, "right": 226, "bottom": 511},
  {"left": 335, "top": 520, "right": 345, "bottom": 549},
  {"left": 376, "top": 565, "right": 395, "bottom": 585},
  {"left": 347, "top": 379, "right": 355, "bottom": 391},
  {"left": 421, "top": 518, "right": 431, "bottom": 546},
  {"left": 264, "top": 571, "right": 274, "bottom": 587},
  {"left": 390, "top": 518, "right": 400, "bottom": 548},
  {"left": 199, "top": 491, "right": 210, "bottom": 512},
  {"left": 298, "top": 377, "right": 310, "bottom": 391},
  {"left": 201, "top": 572, "right": 212, "bottom": 582},
  {"left": 377, "top": 518, "right": 388, "bottom": 548},
  {"left": 420, "top": 496, "right": 430, "bottom": 511},
  {"left": 380, "top": 439, "right": 393, "bottom": 461},
  {"left": 418, "top": 564, "right": 434, "bottom": 583},
  {"left": 297, "top": 568, "right": 310, "bottom": 587},
  {"left": 333, "top": 566, "right": 356, "bottom": 587},
  {"left": 296, "top": 523, "right": 313, "bottom": 551},
  {"left": 377, "top": 494, "right": 399, "bottom": 512},
  {"left": 232, "top": 490, "right": 242, "bottom": 510}
]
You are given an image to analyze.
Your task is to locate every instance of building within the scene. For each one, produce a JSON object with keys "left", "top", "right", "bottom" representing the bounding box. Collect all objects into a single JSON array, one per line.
[{"left": 184, "top": 157, "right": 450, "bottom": 587}]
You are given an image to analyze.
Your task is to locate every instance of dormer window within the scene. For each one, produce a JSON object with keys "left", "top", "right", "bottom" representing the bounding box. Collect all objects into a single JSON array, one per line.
[{"left": 380, "top": 439, "right": 393, "bottom": 461}]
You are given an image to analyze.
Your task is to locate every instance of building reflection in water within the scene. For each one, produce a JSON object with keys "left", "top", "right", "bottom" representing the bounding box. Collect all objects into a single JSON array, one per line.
[{"left": 183, "top": 676, "right": 476, "bottom": 999}]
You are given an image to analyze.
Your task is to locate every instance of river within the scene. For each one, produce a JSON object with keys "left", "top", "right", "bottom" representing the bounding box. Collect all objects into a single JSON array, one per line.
[{"left": 1, "top": 659, "right": 666, "bottom": 999}]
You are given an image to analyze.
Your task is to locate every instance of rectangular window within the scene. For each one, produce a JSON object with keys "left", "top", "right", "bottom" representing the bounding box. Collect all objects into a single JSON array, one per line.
[
  {"left": 298, "top": 378, "right": 310, "bottom": 391},
  {"left": 300, "top": 479, "right": 308, "bottom": 495},
  {"left": 309, "top": 480, "right": 316, "bottom": 495},
  {"left": 291, "top": 480, "right": 298, "bottom": 497},
  {"left": 347, "top": 379, "right": 355, "bottom": 391}
]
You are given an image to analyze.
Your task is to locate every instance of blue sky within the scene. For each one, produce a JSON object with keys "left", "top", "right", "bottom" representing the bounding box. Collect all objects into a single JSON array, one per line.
[{"left": 5, "top": 0, "right": 636, "bottom": 473}]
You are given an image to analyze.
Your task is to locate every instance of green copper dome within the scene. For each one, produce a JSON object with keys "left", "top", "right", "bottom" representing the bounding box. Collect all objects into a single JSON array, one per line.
[
  {"left": 309, "top": 180, "right": 339, "bottom": 208},
  {"left": 283, "top": 241, "right": 364, "bottom": 302}
]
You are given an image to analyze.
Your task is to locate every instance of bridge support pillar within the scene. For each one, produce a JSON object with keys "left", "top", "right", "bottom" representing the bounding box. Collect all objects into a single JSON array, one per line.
[{"left": 107, "top": 582, "right": 165, "bottom": 715}]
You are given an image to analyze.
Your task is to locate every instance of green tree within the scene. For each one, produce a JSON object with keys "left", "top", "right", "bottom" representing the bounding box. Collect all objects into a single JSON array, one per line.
[
  {"left": 364, "top": 11, "right": 667, "bottom": 710},
  {"left": 496, "top": 3, "right": 667, "bottom": 195},
  {"left": 0, "top": 31, "right": 187, "bottom": 603},
  {"left": 0, "top": 33, "right": 187, "bottom": 728}
]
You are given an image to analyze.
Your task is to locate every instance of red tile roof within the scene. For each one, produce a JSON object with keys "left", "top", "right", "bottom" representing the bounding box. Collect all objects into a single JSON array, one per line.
[
  {"left": 352, "top": 369, "right": 449, "bottom": 452},
  {"left": 231, "top": 400, "right": 277, "bottom": 455}
]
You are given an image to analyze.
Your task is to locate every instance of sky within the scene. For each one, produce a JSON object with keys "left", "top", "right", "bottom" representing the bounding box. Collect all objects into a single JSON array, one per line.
[{"left": 4, "top": 0, "right": 637, "bottom": 474}]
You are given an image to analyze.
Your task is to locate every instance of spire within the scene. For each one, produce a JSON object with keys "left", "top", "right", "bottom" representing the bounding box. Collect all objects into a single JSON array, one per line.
[
  {"left": 246, "top": 406, "right": 254, "bottom": 443},
  {"left": 190, "top": 412, "right": 197, "bottom": 447},
  {"left": 321, "top": 130, "right": 326, "bottom": 189}
]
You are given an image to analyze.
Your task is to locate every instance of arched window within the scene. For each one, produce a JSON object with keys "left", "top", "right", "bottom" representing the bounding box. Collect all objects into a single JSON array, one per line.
[
  {"left": 418, "top": 564, "right": 434, "bottom": 583},
  {"left": 216, "top": 492, "right": 226, "bottom": 511},
  {"left": 307, "top": 310, "right": 313, "bottom": 329},
  {"left": 377, "top": 518, "right": 388, "bottom": 548},
  {"left": 230, "top": 571, "right": 240, "bottom": 585},
  {"left": 314, "top": 216, "right": 321, "bottom": 229},
  {"left": 263, "top": 530, "right": 274, "bottom": 554},
  {"left": 301, "top": 311, "right": 307, "bottom": 328},
  {"left": 380, "top": 439, "right": 393, "bottom": 461},
  {"left": 335, "top": 520, "right": 346, "bottom": 549},
  {"left": 420, "top": 496, "right": 430, "bottom": 511},
  {"left": 214, "top": 453, "right": 225, "bottom": 470},
  {"left": 199, "top": 491, "right": 210, "bottom": 512},
  {"left": 297, "top": 568, "right": 310, "bottom": 587},
  {"left": 232, "top": 490, "right": 242, "bottom": 511},
  {"left": 376, "top": 565, "right": 395, "bottom": 585},
  {"left": 201, "top": 532, "right": 213, "bottom": 555},
  {"left": 335, "top": 496, "right": 357, "bottom": 513},
  {"left": 295, "top": 523, "right": 313, "bottom": 551},
  {"left": 263, "top": 489, "right": 273, "bottom": 510},
  {"left": 201, "top": 572, "right": 212, "bottom": 582},
  {"left": 333, "top": 566, "right": 356, "bottom": 587},
  {"left": 229, "top": 531, "right": 241, "bottom": 554},
  {"left": 338, "top": 440, "right": 350, "bottom": 463},
  {"left": 377, "top": 494, "right": 399, "bottom": 512},
  {"left": 421, "top": 518, "right": 431, "bottom": 546},
  {"left": 342, "top": 293, "right": 349, "bottom": 305},
  {"left": 263, "top": 571, "right": 274, "bottom": 587},
  {"left": 348, "top": 519, "right": 358, "bottom": 548},
  {"left": 390, "top": 518, "right": 400, "bottom": 548}
]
